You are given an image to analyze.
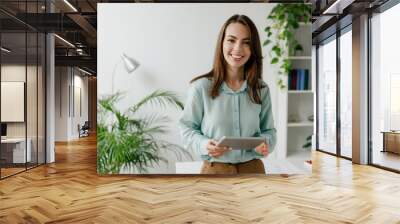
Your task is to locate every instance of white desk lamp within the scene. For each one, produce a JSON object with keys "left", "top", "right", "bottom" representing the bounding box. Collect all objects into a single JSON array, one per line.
[{"left": 111, "top": 53, "right": 140, "bottom": 94}]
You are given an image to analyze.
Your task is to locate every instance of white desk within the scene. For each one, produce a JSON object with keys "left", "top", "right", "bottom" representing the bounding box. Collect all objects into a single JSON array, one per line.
[{"left": 1, "top": 138, "right": 31, "bottom": 163}]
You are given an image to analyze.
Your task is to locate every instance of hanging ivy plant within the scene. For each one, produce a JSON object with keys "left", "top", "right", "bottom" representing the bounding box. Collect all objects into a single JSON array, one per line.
[{"left": 264, "top": 3, "right": 312, "bottom": 89}]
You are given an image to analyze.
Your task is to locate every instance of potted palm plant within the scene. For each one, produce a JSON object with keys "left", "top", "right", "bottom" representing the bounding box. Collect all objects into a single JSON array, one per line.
[{"left": 97, "top": 90, "right": 192, "bottom": 174}]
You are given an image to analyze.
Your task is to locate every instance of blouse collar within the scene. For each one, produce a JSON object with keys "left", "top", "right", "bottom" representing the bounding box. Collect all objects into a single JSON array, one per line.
[{"left": 220, "top": 80, "right": 248, "bottom": 94}]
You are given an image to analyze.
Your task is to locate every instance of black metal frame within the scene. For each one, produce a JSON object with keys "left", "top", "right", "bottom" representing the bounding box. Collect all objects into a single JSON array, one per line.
[
  {"left": 367, "top": 11, "right": 372, "bottom": 166},
  {"left": 315, "top": 32, "right": 339, "bottom": 157},
  {"left": 367, "top": 0, "right": 400, "bottom": 172},
  {"left": 315, "top": 0, "right": 400, "bottom": 172},
  {"left": 315, "top": 44, "right": 319, "bottom": 151},
  {"left": 336, "top": 20, "right": 341, "bottom": 158},
  {"left": 315, "top": 20, "right": 353, "bottom": 162},
  {"left": 0, "top": 22, "right": 2, "bottom": 179},
  {"left": 25, "top": 2, "right": 28, "bottom": 172},
  {"left": 338, "top": 23, "right": 353, "bottom": 161},
  {"left": 0, "top": 0, "right": 47, "bottom": 180},
  {"left": 36, "top": 3, "right": 39, "bottom": 168}
]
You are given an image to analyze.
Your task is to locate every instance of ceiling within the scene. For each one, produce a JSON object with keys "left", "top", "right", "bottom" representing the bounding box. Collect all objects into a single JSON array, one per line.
[{"left": 0, "top": 0, "right": 391, "bottom": 75}]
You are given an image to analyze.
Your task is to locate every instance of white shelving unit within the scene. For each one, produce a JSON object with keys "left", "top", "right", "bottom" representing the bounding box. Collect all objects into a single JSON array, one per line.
[
  {"left": 277, "top": 23, "right": 314, "bottom": 160},
  {"left": 288, "top": 56, "right": 312, "bottom": 60},
  {"left": 287, "top": 23, "right": 313, "bottom": 159},
  {"left": 288, "top": 90, "right": 313, "bottom": 94},
  {"left": 287, "top": 122, "right": 313, "bottom": 127}
]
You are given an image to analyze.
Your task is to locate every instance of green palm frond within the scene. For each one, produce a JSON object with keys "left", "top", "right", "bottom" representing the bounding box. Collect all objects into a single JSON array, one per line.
[
  {"left": 129, "top": 90, "right": 184, "bottom": 114},
  {"left": 126, "top": 113, "right": 171, "bottom": 137},
  {"left": 98, "top": 91, "right": 124, "bottom": 113},
  {"left": 140, "top": 113, "right": 170, "bottom": 130},
  {"left": 97, "top": 90, "right": 189, "bottom": 175}
]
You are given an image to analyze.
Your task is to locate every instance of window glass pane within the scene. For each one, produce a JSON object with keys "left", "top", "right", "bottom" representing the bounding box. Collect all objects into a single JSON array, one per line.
[
  {"left": 390, "top": 75, "right": 400, "bottom": 129},
  {"left": 318, "top": 37, "right": 337, "bottom": 154},
  {"left": 38, "top": 32, "right": 45, "bottom": 165},
  {"left": 371, "top": 3, "right": 400, "bottom": 171},
  {"left": 0, "top": 1, "right": 46, "bottom": 179},
  {"left": 1, "top": 31, "right": 27, "bottom": 177},
  {"left": 340, "top": 29, "right": 352, "bottom": 158},
  {"left": 27, "top": 31, "right": 38, "bottom": 169}
]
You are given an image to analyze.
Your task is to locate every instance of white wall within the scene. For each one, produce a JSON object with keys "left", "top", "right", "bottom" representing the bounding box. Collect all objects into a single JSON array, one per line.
[
  {"left": 1, "top": 65, "right": 40, "bottom": 137},
  {"left": 55, "top": 67, "right": 89, "bottom": 141},
  {"left": 1, "top": 66, "right": 25, "bottom": 142},
  {"left": 55, "top": 67, "right": 68, "bottom": 141},
  {"left": 1, "top": 64, "right": 46, "bottom": 164},
  {"left": 46, "top": 33, "right": 55, "bottom": 163},
  {"left": 98, "top": 3, "right": 287, "bottom": 173},
  {"left": 72, "top": 73, "right": 89, "bottom": 138}
]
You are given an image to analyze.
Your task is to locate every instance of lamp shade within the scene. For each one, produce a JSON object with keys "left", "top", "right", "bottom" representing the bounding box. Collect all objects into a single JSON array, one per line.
[{"left": 121, "top": 53, "right": 140, "bottom": 73}]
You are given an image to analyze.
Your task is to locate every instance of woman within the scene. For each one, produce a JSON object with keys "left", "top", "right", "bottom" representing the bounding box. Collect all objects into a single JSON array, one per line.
[{"left": 179, "top": 14, "right": 276, "bottom": 174}]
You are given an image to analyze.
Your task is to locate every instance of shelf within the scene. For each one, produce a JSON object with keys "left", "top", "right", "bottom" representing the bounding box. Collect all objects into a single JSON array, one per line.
[
  {"left": 287, "top": 122, "right": 313, "bottom": 127},
  {"left": 288, "top": 90, "right": 313, "bottom": 94},
  {"left": 288, "top": 56, "right": 311, "bottom": 60},
  {"left": 284, "top": 23, "right": 313, "bottom": 167}
]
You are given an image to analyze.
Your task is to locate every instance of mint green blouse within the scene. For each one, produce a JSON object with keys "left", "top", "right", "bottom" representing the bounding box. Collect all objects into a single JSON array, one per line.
[{"left": 178, "top": 77, "right": 277, "bottom": 164}]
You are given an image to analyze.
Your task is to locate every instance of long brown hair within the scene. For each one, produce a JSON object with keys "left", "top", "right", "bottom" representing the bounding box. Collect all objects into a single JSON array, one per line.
[{"left": 191, "top": 14, "right": 265, "bottom": 104}]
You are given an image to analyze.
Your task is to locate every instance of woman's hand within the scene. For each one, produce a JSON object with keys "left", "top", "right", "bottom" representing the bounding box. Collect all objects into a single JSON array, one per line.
[
  {"left": 255, "top": 142, "right": 269, "bottom": 156},
  {"left": 206, "top": 139, "right": 231, "bottom": 157}
]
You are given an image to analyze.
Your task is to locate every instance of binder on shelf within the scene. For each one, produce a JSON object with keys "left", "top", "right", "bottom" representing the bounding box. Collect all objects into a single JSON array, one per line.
[
  {"left": 288, "top": 69, "right": 310, "bottom": 90},
  {"left": 289, "top": 70, "right": 297, "bottom": 90},
  {"left": 296, "top": 70, "right": 300, "bottom": 90},
  {"left": 304, "top": 70, "right": 309, "bottom": 90},
  {"left": 300, "top": 70, "right": 305, "bottom": 90}
]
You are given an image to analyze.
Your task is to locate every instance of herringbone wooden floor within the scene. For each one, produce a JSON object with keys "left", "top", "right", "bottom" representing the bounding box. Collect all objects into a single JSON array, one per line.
[{"left": 0, "top": 135, "right": 399, "bottom": 224}]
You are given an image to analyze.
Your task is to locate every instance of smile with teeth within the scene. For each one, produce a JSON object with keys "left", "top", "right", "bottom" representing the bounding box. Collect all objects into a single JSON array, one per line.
[{"left": 231, "top": 54, "right": 243, "bottom": 61}]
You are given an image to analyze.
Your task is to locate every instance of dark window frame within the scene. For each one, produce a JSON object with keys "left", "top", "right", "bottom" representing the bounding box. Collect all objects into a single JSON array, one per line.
[
  {"left": 0, "top": 0, "right": 47, "bottom": 180},
  {"left": 315, "top": 22, "right": 353, "bottom": 161},
  {"left": 315, "top": 0, "right": 400, "bottom": 173},
  {"left": 368, "top": 0, "right": 400, "bottom": 173}
]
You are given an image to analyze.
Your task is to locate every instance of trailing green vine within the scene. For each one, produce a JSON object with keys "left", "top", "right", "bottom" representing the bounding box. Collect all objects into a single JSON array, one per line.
[{"left": 264, "top": 3, "right": 312, "bottom": 89}]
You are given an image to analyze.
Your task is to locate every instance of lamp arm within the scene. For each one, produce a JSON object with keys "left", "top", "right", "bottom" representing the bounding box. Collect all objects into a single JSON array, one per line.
[{"left": 111, "top": 59, "right": 123, "bottom": 95}]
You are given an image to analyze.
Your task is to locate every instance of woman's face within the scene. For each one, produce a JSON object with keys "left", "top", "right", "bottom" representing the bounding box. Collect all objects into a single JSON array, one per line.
[{"left": 222, "top": 22, "right": 252, "bottom": 70}]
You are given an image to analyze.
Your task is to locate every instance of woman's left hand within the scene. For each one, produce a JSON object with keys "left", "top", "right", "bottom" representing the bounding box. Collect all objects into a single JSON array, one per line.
[{"left": 255, "top": 142, "right": 269, "bottom": 156}]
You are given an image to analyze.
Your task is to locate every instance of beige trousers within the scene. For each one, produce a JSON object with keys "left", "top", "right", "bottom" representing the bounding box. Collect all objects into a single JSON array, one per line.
[{"left": 200, "top": 159, "right": 265, "bottom": 174}]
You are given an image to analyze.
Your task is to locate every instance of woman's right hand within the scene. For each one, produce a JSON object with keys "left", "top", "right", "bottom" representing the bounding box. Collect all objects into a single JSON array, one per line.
[{"left": 206, "top": 139, "right": 231, "bottom": 157}]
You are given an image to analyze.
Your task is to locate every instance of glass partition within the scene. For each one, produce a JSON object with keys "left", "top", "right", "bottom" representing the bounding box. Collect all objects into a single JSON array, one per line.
[
  {"left": 0, "top": 1, "right": 46, "bottom": 179},
  {"left": 339, "top": 28, "right": 352, "bottom": 158},
  {"left": 317, "top": 36, "right": 337, "bottom": 155},
  {"left": 27, "top": 31, "right": 38, "bottom": 169},
  {"left": 38, "top": 32, "right": 45, "bottom": 165},
  {"left": 371, "top": 3, "right": 400, "bottom": 171},
  {"left": 1, "top": 31, "right": 27, "bottom": 177}
]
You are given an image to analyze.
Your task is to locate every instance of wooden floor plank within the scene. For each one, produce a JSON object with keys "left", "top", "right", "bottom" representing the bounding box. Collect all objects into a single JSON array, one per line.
[{"left": 0, "top": 135, "right": 399, "bottom": 223}]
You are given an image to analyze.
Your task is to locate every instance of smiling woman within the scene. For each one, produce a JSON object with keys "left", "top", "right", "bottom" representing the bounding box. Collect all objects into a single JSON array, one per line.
[{"left": 178, "top": 14, "right": 277, "bottom": 174}]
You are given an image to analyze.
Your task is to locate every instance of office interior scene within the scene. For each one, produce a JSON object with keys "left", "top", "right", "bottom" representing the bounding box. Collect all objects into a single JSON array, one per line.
[
  {"left": 0, "top": 0, "right": 96, "bottom": 179},
  {"left": 0, "top": 0, "right": 399, "bottom": 223}
]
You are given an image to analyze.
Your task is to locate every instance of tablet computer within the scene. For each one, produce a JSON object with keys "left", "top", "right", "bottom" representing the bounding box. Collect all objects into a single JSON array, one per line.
[{"left": 217, "top": 136, "right": 265, "bottom": 150}]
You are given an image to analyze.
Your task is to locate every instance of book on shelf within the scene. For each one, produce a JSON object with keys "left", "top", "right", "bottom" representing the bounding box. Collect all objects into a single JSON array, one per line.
[{"left": 288, "top": 69, "right": 310, "bottom": 90}]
